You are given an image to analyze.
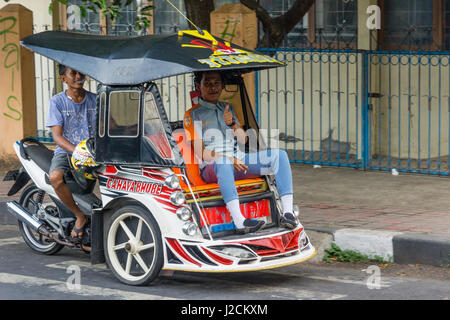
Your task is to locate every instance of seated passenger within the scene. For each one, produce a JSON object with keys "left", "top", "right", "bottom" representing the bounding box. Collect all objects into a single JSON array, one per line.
[{"left": 184, "top": 71, "right": 298, "bottom": 234}]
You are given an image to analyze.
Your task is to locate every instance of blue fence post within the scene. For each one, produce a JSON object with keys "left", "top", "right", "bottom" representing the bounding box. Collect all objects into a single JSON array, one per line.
[
  {"left": 255, "top": 70, "right": 259, "bottom": 123},
  {"left": 361, "top": 50, "right": 370, "bottom": 170}
]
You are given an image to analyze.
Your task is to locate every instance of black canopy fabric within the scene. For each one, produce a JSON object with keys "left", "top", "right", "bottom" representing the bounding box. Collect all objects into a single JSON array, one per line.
[{"left": 20, "top": 30, "right": 283, "bottom": 85}]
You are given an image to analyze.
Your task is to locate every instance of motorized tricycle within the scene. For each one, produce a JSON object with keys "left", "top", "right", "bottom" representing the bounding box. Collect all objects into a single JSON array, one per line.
[{"left": 6, "top": 29, "right": 316, "bottom": 286}]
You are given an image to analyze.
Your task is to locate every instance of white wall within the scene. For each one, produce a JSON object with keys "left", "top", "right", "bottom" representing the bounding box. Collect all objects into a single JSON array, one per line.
[
  {"left": 2, "top": 1, "right": 100, "bottom": 136},
  {"left": 257, "top": 51, "right": 363, "bottom": 162},
  {"left": 257, "top": 51, "right": 449, "bottom": 164},
  {"left": 2, "top": 1, "right": 55, "bottom": 136},
  {"left": 2, "top": 0, "right": 52, "bottom": 32}
]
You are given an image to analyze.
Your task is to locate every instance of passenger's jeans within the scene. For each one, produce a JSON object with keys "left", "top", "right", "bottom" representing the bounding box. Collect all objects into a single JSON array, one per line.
[{"left": 200, "top": 149, "right": 293, "bottom": 204}]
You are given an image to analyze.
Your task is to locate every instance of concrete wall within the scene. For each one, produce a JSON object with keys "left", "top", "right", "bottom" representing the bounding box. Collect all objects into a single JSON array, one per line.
[
  {"left": 257, "top": 51, "right": 363, "bottom": 159},
  {"left": 255, "top": 0, "right": 448, "bottom": 163},
  {"left": 1, "top": 0, "right": 55, "bottom": 140},
  {"left": 2, "top": 0, "right": 52, "bottom": 32},
  {"left": 373, "top": 54, "right": 450, "bottom": 160},
  {"left": 0, "top": 4, "right": 37, "bottom": 156},
  {"left": 5, "top": 0, "right": 448, "bottom": 164},
  {"left": 256, "top": 51, "right": 449, "bottom": 161}
]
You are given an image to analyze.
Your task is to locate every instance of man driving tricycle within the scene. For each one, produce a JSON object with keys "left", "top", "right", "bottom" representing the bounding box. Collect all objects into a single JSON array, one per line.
[{"left": 185, "top": 70, "right": 298, "bottom": 234}]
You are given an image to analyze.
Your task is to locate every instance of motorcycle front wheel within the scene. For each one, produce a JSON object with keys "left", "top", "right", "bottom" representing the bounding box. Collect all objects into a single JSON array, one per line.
[{"left": 18, "top": 184, "right": 65, "bottom": 255}]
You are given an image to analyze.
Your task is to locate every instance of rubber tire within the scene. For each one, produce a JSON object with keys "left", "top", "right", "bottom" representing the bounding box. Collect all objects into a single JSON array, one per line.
[
  {"left": 18, "top": 184, "right": 64, "bottom": 255},
  {"left": 104, "top": 205, "right": 163, "bottom": 286}
]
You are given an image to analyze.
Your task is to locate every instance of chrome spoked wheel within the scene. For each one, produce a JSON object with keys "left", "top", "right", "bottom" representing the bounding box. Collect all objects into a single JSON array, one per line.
[
  {"left": 18, "top": 184, "right": 64, "bottom": 255},
  {"left": 105, "top": 205, "right": 163, "bottom": 286}
]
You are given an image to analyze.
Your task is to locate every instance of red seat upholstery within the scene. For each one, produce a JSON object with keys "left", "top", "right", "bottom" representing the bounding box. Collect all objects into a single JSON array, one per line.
[{"left": 172, "top": 130, "right": 206, "bottom": 188}]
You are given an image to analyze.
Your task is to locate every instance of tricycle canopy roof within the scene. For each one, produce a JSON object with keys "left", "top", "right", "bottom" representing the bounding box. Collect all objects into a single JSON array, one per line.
[{"left": 20, "top": 29, "right": 283, "bottom": 85}]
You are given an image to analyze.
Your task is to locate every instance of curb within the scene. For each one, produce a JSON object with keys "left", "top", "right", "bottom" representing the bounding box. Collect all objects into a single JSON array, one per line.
[
  {"left": 393, "top": 233, "right": 450, "bottom": 267},
  {"left": 305, "top": 227, "right": 450, "bottom": 267}
]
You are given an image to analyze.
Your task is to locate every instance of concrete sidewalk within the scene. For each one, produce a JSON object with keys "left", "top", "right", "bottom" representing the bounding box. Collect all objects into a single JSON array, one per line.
[
  {"left": 1, "top": 162, "right": 449, "bottom": 267},
  {"left": 291, "top": 164, "right": 449, "bottom": 267}
]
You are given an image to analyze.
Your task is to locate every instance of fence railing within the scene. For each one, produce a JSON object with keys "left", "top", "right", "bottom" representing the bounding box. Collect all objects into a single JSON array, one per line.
[
  {"left": 256, "top": 48, "right": 363, "bottom": 169},
  {"left": 255, "top": 48, "right": 449, "bottom": 176},
  {"left": 366, "top": 51, "right": 450, "bottom": 175},
  {"left": 31, "top": 26, "right": 449, "bottom": 176}
]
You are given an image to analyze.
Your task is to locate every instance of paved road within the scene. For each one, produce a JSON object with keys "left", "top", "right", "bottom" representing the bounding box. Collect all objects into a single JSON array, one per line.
[{"left": 0, "top": 225, "right": 449, "bottom": 302}]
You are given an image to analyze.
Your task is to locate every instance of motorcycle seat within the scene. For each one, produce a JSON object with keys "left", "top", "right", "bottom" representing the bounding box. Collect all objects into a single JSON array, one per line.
[
  {"left": 20, "top": 138, "right": 95, "bottom": 196},
  {"left": 25, "top": 144, "right": 54, "bottom": 174}
]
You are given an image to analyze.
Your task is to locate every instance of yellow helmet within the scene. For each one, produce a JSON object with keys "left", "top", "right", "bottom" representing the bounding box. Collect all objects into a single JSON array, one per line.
[{"left": 70, "top": 138, "right": 100, "bottom": 181}]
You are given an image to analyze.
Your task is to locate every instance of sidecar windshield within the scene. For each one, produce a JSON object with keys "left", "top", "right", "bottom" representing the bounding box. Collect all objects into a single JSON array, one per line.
[
  {"left": 95, "top": 84, "right": 184, "bottom": 167},
  {"left": 143, "top": 92, "right": 174, "bottom": 160},
  {"left": 109, "top": 91, "right": 140, "bottom": 137}
]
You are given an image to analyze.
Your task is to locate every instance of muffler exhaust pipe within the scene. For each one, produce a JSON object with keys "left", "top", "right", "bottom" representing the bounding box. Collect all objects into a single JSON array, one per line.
[
  {"left": 7, "top": 201, "right": 78, "bottom": 248},
  {"left": 6, "top": 201, "right": 51, "bottom": 237}
]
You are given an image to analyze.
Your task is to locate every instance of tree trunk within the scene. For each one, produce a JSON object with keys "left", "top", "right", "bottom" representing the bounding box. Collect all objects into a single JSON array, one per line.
[
  {"left": 184, "top": 0, "right": 215, "bottom": 31},
  {"left": 171, "top": 0, "right": 314, "bottom": 47},
  {"left": 240, "top": 0, "right": 315, "bottom": 48}
]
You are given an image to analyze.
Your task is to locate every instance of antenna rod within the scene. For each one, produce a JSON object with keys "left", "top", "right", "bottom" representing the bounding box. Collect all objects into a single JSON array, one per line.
[{"left": 165, "top": 0, "right": 205, "bottom": 35}]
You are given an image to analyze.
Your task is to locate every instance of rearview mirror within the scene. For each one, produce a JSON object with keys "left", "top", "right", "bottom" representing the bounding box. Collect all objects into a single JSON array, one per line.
[
  {"left": 224, "top": 84, "right": 238, "bottom": 93},
  {"left": 129, "top": 91, "right": 140, "bottom": 100}
]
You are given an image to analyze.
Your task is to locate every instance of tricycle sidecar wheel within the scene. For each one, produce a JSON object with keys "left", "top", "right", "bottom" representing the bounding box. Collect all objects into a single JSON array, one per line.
[
  {"left": 104, "top": 205, "right": 163, "bottom": 286},
  {"left": 18, "top": 184, "right": 64, "bottom": 255}
]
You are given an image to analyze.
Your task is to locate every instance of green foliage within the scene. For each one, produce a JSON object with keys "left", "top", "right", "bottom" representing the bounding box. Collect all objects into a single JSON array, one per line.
[
  {"left": 323, "top": 243, "right": 391, "bottom": 264},
  {"left": 440, "top": 254, "right": 450, "bottom": 268}
]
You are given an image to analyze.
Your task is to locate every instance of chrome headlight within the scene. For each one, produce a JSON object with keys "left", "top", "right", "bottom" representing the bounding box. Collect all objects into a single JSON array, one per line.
[
  {"left": 170, "top": 191, "right": 186, "bottom": 206},
  {"left": 176, "top": 207, "right": 193, "bottom": 221},
  {"left": 165, "top": 174, "right": 180, "bottom": 189},
  {"left": 299, "top": 231, "right": 309, "bottom": 249},
  {"left": 210, "top": 246, "right": 256, "bottom": 259},
  {"left": 182, "top": 222, "right": 197, "bottom": 236},
  {"left": 293, "top": 205, "right": 300, "bottom": 218}
]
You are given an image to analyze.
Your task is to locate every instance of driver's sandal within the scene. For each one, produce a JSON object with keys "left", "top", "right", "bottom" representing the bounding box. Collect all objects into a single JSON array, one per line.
[{"left": 69, "top": 223, "right": 86, "bottom": 245}]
